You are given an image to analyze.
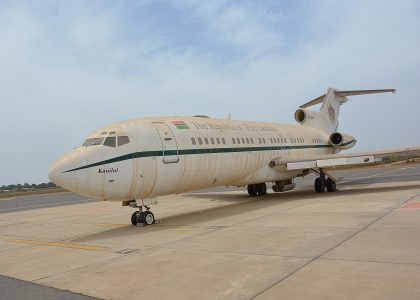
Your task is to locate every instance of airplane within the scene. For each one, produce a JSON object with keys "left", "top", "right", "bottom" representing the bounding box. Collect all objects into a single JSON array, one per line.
[{"left": 48, "top": 88, "right": 420, "bottom": 226}]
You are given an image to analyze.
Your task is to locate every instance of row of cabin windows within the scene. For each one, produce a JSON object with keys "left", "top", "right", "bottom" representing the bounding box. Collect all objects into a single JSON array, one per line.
[
  {"left": 290, "top": 137, "right": 305, "bottom": 144},
  {"left": 233, "top": 137, "right": 254, "bottom": 144},
  {"left": 191, "top": 137, "right": 226, "bottom": 145},
  {"left": 312, "top": 137, "right": 323, "bottom": 143},
  {"left": 190, "top": 136, "right": 320, "bottom": 146}
]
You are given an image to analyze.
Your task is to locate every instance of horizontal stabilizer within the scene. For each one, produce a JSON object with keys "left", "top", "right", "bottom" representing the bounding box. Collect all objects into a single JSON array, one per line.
[
  {"left": 300, "top": 88, "right": 396, "bottom": 108},
  {"left": 300, "top": 94, "right": 326, "bottom": 108},
  {"left": 335, "top": 89, "right": 396, "bottom": 97}
]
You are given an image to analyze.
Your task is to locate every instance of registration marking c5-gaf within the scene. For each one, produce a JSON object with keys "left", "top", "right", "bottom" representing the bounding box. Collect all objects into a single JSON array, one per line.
[{"left": 9, "top": 239, "right": 107, "bottom": 251}]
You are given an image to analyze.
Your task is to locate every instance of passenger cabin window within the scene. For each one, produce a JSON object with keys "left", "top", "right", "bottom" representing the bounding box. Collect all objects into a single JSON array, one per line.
[
  {"left": 103, "top": 137, "right": 116, "bottom": 148},
  {"left": 232, "top": 138, "right": 236, "bottom": 144},
  {"left": 211, "top": 137, "right": 215, "bottom": 144},
  {"left": 118, "top": 136, "right": 130, "bottom": 147},
  {"left": 191, "top": 138, "right": 196, "bottom": 145},
  {"left": 198, "top": 137, "right": 203, "bottom": 145},
  {"left": 222, "top": 138, "right": 226, "bottom": 144},
  {"left": 83, "top": 138, "right": 104, "bottom": 147},
  {"left": 216, "top": 138, "right": 220, "bottom": 144},
  {"left": 205, "top": 137, "right": 209, "bottom": 145}
]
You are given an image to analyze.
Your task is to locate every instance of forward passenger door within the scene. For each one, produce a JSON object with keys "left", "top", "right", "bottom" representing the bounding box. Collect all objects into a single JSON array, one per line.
[{"left": 151, "top": 122, "right": 179, "bottom": 163}]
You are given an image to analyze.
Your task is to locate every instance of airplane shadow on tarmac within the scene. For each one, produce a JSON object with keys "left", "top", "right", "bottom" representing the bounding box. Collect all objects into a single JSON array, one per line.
[{"left": 69, "top": 183, "right": 420, "bottom": 244}]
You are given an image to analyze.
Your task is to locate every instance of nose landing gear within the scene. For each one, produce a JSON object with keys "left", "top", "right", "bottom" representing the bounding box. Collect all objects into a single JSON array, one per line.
[
  {"left": 130, "top": 200, "right": 156, "bottom": 226},
  {"left": 131, "top": 210, "right": 155, "bottom": 226}
]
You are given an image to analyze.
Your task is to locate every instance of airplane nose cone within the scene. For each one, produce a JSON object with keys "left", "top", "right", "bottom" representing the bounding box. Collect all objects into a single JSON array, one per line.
[
  {"left": 48, "top": 150, "right": 86, "bottom": 191},
  {"left": 48, "top": 162, "right": 60, "bottom": 185}
]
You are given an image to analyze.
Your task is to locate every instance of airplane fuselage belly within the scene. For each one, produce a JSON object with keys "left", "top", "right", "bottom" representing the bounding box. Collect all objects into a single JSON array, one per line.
[{"left": 138, "top": 149, "right": 330, "bottom": 199}]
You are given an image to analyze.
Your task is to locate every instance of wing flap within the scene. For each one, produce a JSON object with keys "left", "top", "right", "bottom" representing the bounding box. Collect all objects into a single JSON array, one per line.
[
  {"left": 286, "top": 155, "right": 374, "bottom": 170},
  {"left": 271, "top": 146, "right": 420, "bottom": 171}
]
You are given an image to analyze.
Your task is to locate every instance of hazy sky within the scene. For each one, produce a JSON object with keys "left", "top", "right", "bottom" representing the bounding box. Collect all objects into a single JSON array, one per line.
[{"left": 1, "top": 0, "right": 419, "bottom": 185}]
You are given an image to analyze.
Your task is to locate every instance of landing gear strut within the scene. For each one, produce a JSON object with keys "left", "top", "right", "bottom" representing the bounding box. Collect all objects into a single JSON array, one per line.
[
  {"left": 130, "top": 200, "right": 155, "bottom": 226},
  {"left": 314, "top": 170, "right": 337, "bottom": 193},
  {"left": 247, "top": 183, "right": 267, "bottom": 197}
]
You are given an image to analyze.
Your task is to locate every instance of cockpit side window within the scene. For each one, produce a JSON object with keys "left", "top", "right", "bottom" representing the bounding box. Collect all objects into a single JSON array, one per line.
[
  {"left": 103, "top": 136, "right": 116, "bottom": 148},
  {"left": 118, "top": 136, "right": 130, "bottom": 147},
  {"left": 82, "top": 138, "right": 104, "bottom": 147}
]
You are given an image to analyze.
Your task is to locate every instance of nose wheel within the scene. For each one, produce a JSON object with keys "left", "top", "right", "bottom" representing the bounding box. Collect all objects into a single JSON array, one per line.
[
  {"left": 131, "top": 211, "right": 140, "bottom": 225},
  {"left": 130, "top": 201, "right": 156, "bottom": 226}
]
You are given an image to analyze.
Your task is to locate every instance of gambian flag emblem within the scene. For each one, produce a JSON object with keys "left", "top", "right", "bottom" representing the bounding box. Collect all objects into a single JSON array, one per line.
[{"left": 171, "top": 120, "right": 190, "bottom": 129}]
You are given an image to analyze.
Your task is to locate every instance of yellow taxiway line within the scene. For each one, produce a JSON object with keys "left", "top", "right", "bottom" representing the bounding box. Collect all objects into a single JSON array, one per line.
[{"left": 9, "top": 239, "right": 107, "bottom": 251}]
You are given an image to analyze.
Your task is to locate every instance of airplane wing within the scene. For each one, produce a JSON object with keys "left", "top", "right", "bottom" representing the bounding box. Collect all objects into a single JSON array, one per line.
[{"left": 269, "top": 146, "right": 420, "bottom": 171}]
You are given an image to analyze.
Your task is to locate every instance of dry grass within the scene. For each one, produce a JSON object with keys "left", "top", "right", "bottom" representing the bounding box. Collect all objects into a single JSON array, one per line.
[{"left": 0, "top": 187, "right": 68, "bottom": 199}]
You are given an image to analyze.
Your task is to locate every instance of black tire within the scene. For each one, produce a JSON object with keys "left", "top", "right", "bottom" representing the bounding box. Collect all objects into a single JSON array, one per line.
[
  {"left": 138, "top": 211, "right": 146, "bottom": 224},
  {"left": 131, "top": 211, "right": 140, "bottom": 226},
  {"left": 143, "top": 211, "right": 155, "bottom": 225},
  {"left": 326, "top": 177, "right": 337, "bottom": 192},
  {"left": 247, "top": 184, "right": 258, "bottom": 197},
  {"left": 314, "top": 177, "right": 326, "bottom": 193},
  {"left": 257, "top": 183, "right": 267, "bottom": 196}
]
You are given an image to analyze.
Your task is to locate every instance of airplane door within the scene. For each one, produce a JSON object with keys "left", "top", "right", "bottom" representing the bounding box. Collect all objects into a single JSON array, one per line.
[{"left": 151, "top": 122, "right": 179, "bottom": 163}]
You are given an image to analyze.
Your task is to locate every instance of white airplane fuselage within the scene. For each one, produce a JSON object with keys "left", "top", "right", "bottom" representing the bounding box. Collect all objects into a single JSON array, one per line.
[{"left": 49, "top": 116, "right": 350, "bottom": 201}]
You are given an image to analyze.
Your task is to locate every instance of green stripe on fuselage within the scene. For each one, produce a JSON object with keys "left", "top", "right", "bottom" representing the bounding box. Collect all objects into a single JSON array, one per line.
[{"left": 63, "top": 143, "right": 335, "bottom": 173}]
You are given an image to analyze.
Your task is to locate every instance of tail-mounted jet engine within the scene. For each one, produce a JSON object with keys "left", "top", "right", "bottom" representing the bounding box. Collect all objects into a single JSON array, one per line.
[
  {"left": 294, "top": 108, "right": 324, "bottom": 125},
  {"left": 329, "top": 132, "right": 356, "bottom": 150}
]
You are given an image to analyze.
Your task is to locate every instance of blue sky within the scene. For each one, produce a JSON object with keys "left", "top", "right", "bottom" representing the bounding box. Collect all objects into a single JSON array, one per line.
[{"left": 1, "top": 0, "right": 419, "bottom": 184}]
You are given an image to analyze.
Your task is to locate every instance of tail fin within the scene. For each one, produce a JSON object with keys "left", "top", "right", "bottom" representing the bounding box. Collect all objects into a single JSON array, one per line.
[{"left": 298, "top": 88, "right": 396, "bottom": 133}]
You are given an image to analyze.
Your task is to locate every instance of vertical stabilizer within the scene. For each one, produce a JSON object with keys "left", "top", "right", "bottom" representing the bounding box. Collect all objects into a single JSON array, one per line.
[{"left": 319, "top": 88, "right": 344, "bottom": 133}]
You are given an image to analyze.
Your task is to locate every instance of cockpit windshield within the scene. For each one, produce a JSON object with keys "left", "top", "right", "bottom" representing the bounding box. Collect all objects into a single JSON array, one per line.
[
  {"left": 82, "top": 137, "right": 105, "bottom": 147},
  {"left": 82, "top": 135, "right": 130, "bottom": 147},
  {"left": 118, "top": 136, "right": 130, "bottom": 146},
  {"left": 102, "top": 136, "right": 131, "bottom": 148}
]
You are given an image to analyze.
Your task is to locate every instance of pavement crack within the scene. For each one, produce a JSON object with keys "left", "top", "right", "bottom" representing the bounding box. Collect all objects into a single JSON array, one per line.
[
  {"left": 248, "top": 190, "right": 420, "bottom": 300},
  {"left": 319, "top": 257, "right": 420, "bottom": 267}
]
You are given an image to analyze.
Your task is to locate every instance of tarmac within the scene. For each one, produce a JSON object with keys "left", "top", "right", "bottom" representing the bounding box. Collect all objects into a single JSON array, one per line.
[{"left": 1, "top": 164, "right": 420, "bottom": 300}]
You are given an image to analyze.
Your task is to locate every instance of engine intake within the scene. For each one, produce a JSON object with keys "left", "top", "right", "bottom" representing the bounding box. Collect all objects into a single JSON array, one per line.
[
  {"left": 328, "top": 132, "right": 356, "bottom": 150},
  {"left": 329, "top": 132, "right": 343, "bottom": 145},
  {"left": 294, "top": 109, "right": 306, "bottom": 123}
]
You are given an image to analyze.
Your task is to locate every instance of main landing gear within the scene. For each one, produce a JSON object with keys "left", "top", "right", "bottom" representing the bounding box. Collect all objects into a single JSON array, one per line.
[
  {"left": 130, "top": 200, "right": 155, "bottom": 226},
  {"left": 314, "top": 170, "right": 337, "bottom": 193},
  {"left": 247, "top": 183, "right": 267, "bottom": 197}
]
